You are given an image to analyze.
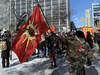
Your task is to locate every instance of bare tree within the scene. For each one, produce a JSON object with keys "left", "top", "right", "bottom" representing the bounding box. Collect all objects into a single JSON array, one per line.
[
  {"left": 69, "top": 21, "right": 77, "bottom": 32},
  {"left": 70, "top": 8, "right": 77, "bottom": 20}
]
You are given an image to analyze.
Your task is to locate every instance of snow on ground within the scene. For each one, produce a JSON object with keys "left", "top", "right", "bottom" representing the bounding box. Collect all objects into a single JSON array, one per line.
[
  {"left": 0, "top": 49, "right": 69, "bottom": 75},
  {"left": 0, "top": 43, "right": 100, "bottom": 75}
]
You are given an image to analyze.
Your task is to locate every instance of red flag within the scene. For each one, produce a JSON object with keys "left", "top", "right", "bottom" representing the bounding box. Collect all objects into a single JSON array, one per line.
[
  {"left": 11, "top": 4, "right": 49, "bottom": 63},
  {"left": 50, "top": 26, "right": 55, "bottom": 32}
]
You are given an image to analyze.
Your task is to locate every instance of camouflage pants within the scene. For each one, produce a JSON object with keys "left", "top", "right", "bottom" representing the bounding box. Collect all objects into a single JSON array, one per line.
[{"left": 69, "top": 64, "right": 84, "bottom": 75}]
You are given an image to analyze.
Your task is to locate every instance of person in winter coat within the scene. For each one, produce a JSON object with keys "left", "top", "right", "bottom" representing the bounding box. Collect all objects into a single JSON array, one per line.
[
  {"left": 1, "top": 33, "right": 11, "bottom": 68},
  {"left": 44, "top": 37, "right": 49, "bottom": 57},
  {"left": 93, "top": 32, "right": 97, "bottom": 43},
  {"left": 62, "top": 34, "right": 68, "bottom": 50},
  {"left": 48, "top": 32, "right": 57, "bottom": 69},
  {"left": 86, "top": 31, "right": 93, "bottom": 49},
  {"left": 37, "top": 41, "right": 44, "bottom": 58},
  {"left": 66, "top": 31, "right": 92, "bottom": 75},
  {"left": 96, "top": 29, "right": 100, "bottom": 53}
]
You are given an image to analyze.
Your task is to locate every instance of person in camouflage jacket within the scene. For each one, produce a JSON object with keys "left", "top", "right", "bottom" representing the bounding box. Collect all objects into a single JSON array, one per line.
[{"left": 66, "top": 31, "right": 92, "bottom": 75}]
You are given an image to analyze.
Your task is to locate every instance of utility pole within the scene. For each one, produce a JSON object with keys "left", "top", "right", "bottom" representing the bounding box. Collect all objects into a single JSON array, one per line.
[
  {"left": 10, "top": 0, "right": 12, "bottom": 60},
  {"left": 66, "top": 0, "right": 70, "bottom": 27}
]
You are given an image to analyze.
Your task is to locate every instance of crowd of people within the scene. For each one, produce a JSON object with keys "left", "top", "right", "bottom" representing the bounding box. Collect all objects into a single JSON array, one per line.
[
  {"left": 0, "top": 28, "right": 100, "bottom": 75},
  {"left": 31, "top": 30, "right": 93, "bottom": 75}
]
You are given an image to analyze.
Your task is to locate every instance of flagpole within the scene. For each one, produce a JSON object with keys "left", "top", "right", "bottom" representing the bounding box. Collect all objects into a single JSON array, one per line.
[{"left": 36, "top": 0, "right": 52, "bottom": 31}]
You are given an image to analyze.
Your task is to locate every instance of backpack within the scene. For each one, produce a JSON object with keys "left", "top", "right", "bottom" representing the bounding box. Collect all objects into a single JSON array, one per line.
[{"left": 0, "top": 41, "right": 7, "bottom": 51}]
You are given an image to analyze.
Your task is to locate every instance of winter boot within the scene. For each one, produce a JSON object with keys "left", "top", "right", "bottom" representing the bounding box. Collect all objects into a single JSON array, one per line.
[{"left": 54, "top": 65, "right": 57, "bottom": 68}]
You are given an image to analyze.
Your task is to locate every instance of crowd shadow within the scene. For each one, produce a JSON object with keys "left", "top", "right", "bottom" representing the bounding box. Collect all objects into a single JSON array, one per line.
[
  {"left": 6, "top": 45, "right": 100, "bottom": 75},
  {"left": 85, "top": 66, "right": 98, "bottom": 75},
  {"left": 50, "top": 58, "right": 69, "bottom": 75},
  {"left": 9, "top": 61, "right": 20, "bottom": 67},
  {"left": 9, "top": 55, "right": 38, "bottom": 67},
  {"left": 20, "top": 59, "right": 50, "bottom": 75},
  {"left": 35, "top": 50, "right": 69, "bottom": 75},
  {"left": 49, "top": 50, "right": 69, "bottom": 75},
  {"left": 12, "top": 50, "right": 68, "bottom": 75}
]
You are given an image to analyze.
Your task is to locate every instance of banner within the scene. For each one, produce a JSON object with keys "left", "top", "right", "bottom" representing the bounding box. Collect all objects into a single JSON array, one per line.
[
  {"left": 11, "top": 4, "right": 49, "bottom": 63},
  {"left": 82, "top": 26, "right": 93, "bottom": 39}
]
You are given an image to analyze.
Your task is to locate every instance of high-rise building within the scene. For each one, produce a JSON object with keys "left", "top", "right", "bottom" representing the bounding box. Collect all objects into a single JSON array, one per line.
[
  {"left": 85, "top": 9, "right": 91, "bottom": 27},
  {"left": 10, "top": 0, "right": 70, "bottom": 32},
  {"left": 91, "top": 2, "right": 100, "bottom": 27},
  {"left": 0, "top": 1, "right": 9, "bottom": 30}
]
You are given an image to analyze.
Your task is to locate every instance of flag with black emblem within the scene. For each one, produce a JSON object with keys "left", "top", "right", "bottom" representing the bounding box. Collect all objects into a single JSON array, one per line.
[{"left": 11, "top": 4, "right": 49, "bottom": 63}]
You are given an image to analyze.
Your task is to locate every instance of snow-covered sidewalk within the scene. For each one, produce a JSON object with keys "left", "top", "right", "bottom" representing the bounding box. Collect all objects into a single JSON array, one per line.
[
  {"left": 0, "top": 43, "right": 100, "bottom": 75},
  {"left": 0, "top": 49, "right": 69, "bottom": 75}
]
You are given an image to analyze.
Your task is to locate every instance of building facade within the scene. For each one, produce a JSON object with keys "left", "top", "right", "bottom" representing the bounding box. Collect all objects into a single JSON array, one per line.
[
  {"left": 0, "top": 1, "right": 9, "bottom": 30},
  {"left": 10, "top": 0, "right": 70, "bottom": 33},
  {"left": 91, "top": 2, "right": 100, "bottom": 27},
  {"left": 85, "top": 9, "right": 91, "bottom": 27}
]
